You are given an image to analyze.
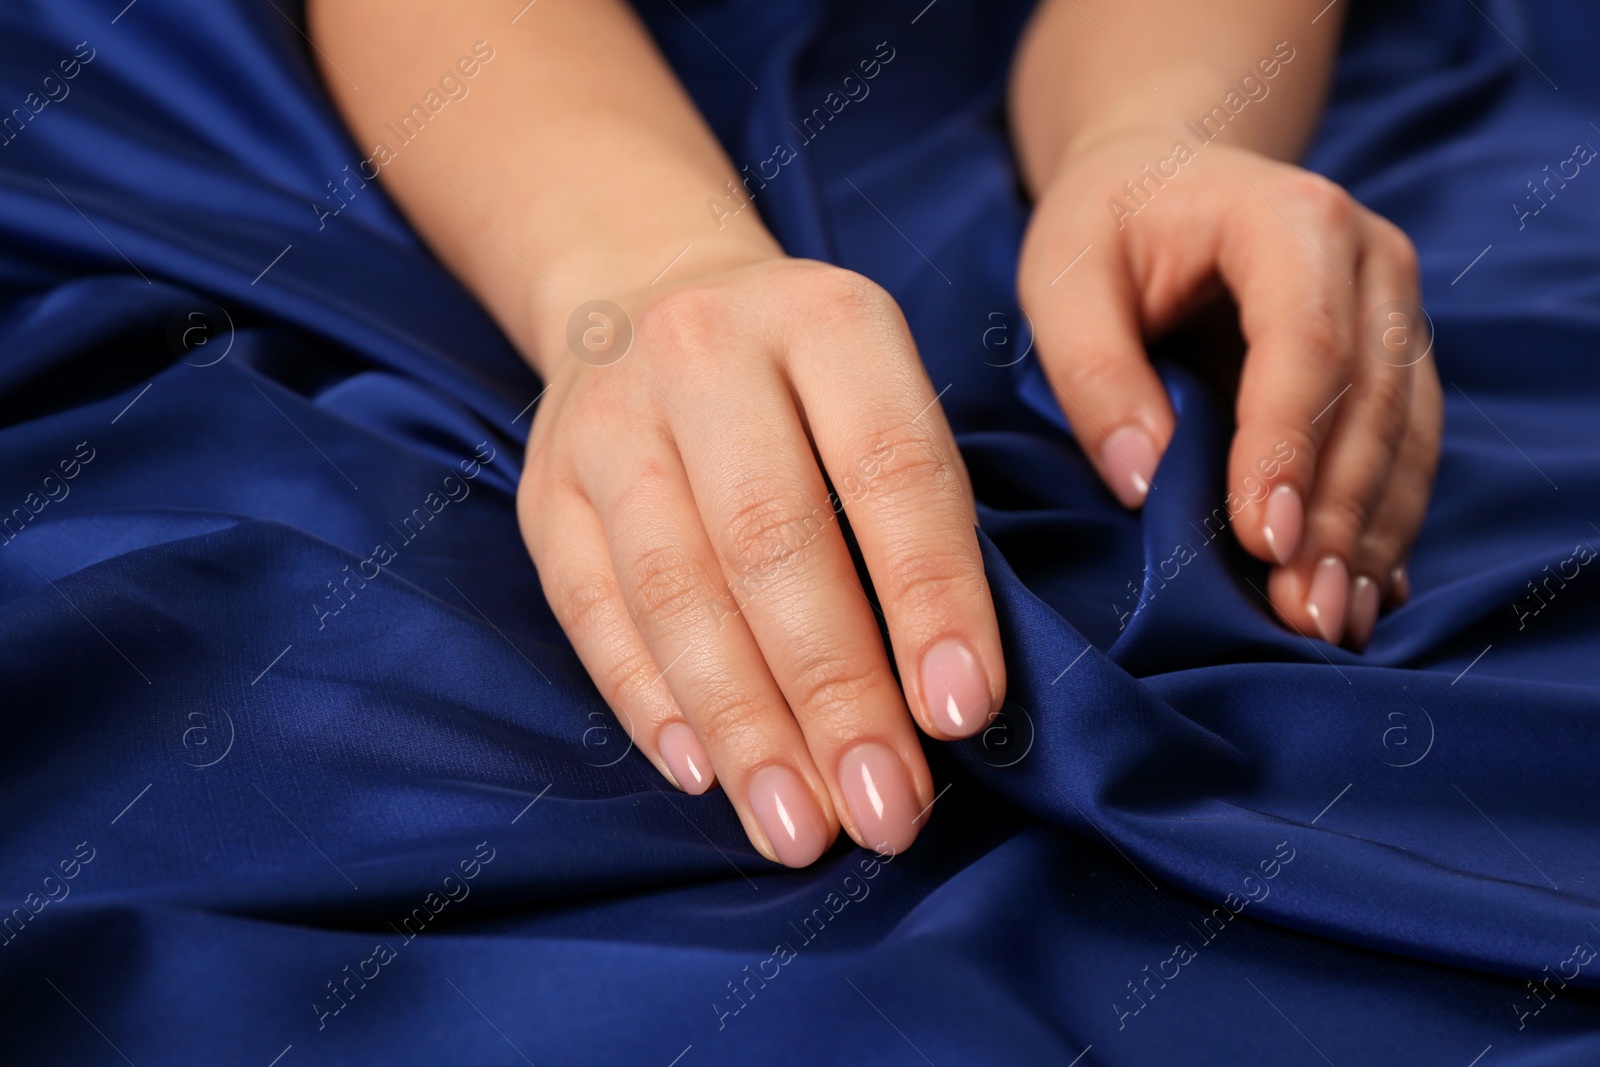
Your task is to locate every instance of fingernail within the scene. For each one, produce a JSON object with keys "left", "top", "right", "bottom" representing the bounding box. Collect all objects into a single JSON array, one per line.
[
  {"left": 1347, "top": 574, "right": 1380, "bottom": 649},
  {"left": 1306, "top": 555, "right": 1349, "bottom": 644},
  {"left": 1100, "top": 426, "right": 1158, "bottom": 508},
  {"left": 1262, "top": 484, "right": 1303, "bottom": 566},
  {"left": 658, "top": 722, "right": 713, "bottom": 795},
  {"left": 1390, "top": 564, "right": 1411, "bottom": 604},
  {"left": 920, "top": 637, "right": 991, "bottom": 737},
  {"left": 839, "top": 743, "right": 921, "bottom": 855},
  {"left": 748, "top": 764, "right": 829, "bottom": 867}
]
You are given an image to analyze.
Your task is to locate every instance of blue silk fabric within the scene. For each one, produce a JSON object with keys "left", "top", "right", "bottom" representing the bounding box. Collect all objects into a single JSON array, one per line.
[{"left": 1, "top": 0, "right": 1597, "bottom": 1063}]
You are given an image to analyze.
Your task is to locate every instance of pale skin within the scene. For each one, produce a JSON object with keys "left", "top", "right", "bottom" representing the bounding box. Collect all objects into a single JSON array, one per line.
[{"left": 308, "top": 0, "right": 1441, "bottom": 866}]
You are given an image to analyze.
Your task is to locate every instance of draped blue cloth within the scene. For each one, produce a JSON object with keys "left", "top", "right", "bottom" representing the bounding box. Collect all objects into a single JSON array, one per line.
[{"left": 1, "top": 0, "right": 1597, "bottom": 1063}]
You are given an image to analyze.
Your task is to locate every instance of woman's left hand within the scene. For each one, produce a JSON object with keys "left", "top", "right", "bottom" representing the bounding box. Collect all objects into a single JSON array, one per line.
[{"left": 1017, "top": 131, "right": 1442, "bottom": 648}]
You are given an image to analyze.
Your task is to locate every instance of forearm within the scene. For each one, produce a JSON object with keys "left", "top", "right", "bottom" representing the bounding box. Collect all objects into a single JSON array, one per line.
[
  {"left": 1009, "top": 0, "right": 1345, "bottom": 192},
  {"left": 306, "top": 0, "right": 780, "bottom": 377}
]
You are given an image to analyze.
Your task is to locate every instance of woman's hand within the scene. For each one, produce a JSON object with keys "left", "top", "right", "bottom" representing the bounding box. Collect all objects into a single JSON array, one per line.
[
  {"left": 1018, "top": 131, "right": 1442, "bottom": 647},
  {"left": 519, "top": 253, "right": 1005, "bottom": 865},
  {"left": 310, "top": 0, "right": 1004, "bottom": 866}
]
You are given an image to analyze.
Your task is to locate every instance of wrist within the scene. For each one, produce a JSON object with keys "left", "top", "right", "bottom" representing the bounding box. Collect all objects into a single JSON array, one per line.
[
  {"left": 520, "top": 229, "right": 784, "bottom": 380},
  {"left": 1016, "top": 46, "right": 1305, "bottom": 194}
]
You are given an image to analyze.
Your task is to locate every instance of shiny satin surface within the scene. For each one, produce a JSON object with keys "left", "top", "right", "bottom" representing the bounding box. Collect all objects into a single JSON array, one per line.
[{"left": 2, "top": 0, "right": 1598, "bottom": 1063}]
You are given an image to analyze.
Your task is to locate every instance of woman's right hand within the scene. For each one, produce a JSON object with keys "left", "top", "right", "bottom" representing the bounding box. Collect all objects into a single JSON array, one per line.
[
  {"left": 518, "top": 253, "right": 1006, "bottom": 867},
  {"left": 308, "top": 0, "right": 1004, "bottom": 867}
]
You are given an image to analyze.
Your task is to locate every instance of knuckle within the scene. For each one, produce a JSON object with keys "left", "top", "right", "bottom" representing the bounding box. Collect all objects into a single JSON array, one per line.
[
  {"left": 624, "top": 544, "right": 711, "bottom": 630},
  {"left": 1361, "top": 374, "right": 1412, "bottom": 448},
  {"left": 1269, "top": 429, "right": 1319, "bottom": 481},
  {"left": 1355, "top": 525, "right": 1408, "bottom": 575},
  {"left": 552, "top": 569, "right": 616, "bottom": 636},
  {"left": 561, "top": 387, "right": 618, "bottom": 436},
  {"left": 1316, "top": 492, "right": 1371, "bottom": 551},
  {"left": 880, "top": 549, "right": 975, "bottom": 619},
  {"left": 693, "top": 686, "right": 769, "bottom": 749},
  {"left": 1241, "top": 426, "right": 1318, "bottom": 486},
  {"left": 814, "top": 266, "right": 891, "bottom": 313},
  {"left": 1059, "top": 348, "right": 1129, "bottom": 404},
  {"left": 719, "top": 485, "right": 829, "bottom": 579},
  {"left": 545, "top": 570, "right": 675, "bottom": 714},
  {"left": 621, "top": 453, "right": 679, "bottom": 505},
  {"left": 594, "top": 647, "right": 663, "bottom": 715},
  {"left": 635, "top": 288, "right": 724, "bottom": 354},
  {"left": 1378, "top": 221, "right": 1420, "bottom": 277},
  {"left": 858, "top": 429, "right": 960, "bottom": 505},
  {"left": 785, "top": 652, "right": 884, "bottom": 728},
  {"left": 1288, "top": 172, "right": 1354, "bottom": 229},
  {"left": 1232, "top": 400, "right": 1315, "bottom": 469},
  {"left": 806, "top": 267, "right": 904, "bottom": 340},
  {"left": 561, "top": 375, "right": 658, "bottom": 439},
  {"left": 1295, "top": 308, "right": 1345, "bottom": 363}
]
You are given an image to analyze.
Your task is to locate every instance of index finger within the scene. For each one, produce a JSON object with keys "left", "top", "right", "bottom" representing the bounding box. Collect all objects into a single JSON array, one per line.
[
  {"left": 1214, "top": 172, "right": 1360, "bottom": 572},
  {"left": 781, "top": 272, "right": 1005, "bottom": 740}
]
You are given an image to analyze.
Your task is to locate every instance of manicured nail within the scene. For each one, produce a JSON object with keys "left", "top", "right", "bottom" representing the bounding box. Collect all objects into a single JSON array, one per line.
[
  {"left": 1100, "top": 426, "right": 1158, "bottom": 508},
  {"left": 1347, "top": 574, "right": 1380, "bottom": 649},
  {"left": 1389, "top": 564, "right": 1411, "bottom": 604},
  {"left": 748, "top": 764, "right": 829, "bottom": 867},
  {"left": 658, "top": 722, "right": 713, "bottom": 795},
  {"left": 920, "top": 637, "right": 991, "bottom": 737},
  {"left": 839, "top": 743, "right": 920, "bottom": 855},
  {"left": 1262, "top": 484, "right": 1303, "bottom": 566},
  {"left": 1306, "top": 555, "right": 1349, "bottom": 644}
]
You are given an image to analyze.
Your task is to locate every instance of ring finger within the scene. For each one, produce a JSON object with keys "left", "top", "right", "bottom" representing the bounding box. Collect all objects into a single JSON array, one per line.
[{"left": 582, "top": 437, "right": 839, "bottom": 867}]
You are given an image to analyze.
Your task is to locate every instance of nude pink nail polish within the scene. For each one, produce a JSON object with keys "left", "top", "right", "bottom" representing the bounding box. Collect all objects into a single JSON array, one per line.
[
  {"left": 1306, "top": 555, "right": 1349, "bottom": 644},
  {"left": 1100, "top": 426, "right": 1158, "bottom": 509},
  {"left": 1262, "top": 484, "right": 1303, "bottom": 565},
  {"left": 1347, "top": 574, "right": 1380, "bottom": 649},
  {"left": 748, "top": 764, "right": 829, "bottom": 867},
  {"left": 1390, "top": 564, "right": 1411, "bottom": 604},
  {"left": 839, "top": 743, "right": 920, "bottom": 855},
  {"left": 920, "top": 637, "right": 991, "bottom": 737},
  {"left": 658, "top": 722, "right": 713, "bottom": 795}
]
